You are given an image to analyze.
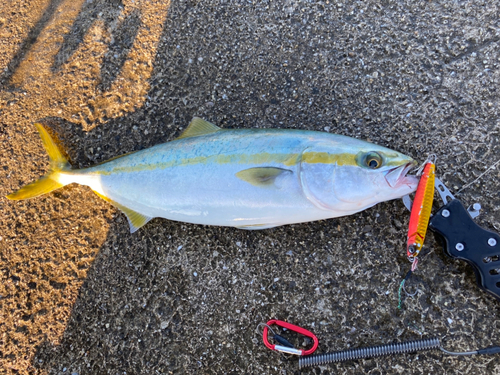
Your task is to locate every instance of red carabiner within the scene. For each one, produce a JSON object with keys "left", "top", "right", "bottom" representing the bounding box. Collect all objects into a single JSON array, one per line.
[{"left": 262, "top": 319, "right": 319, "bottom": 356}]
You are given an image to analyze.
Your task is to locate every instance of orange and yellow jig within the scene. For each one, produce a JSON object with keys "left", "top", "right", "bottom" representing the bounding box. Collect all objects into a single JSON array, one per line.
[{"left": 406, "top": 161, "right": 436, "bottom": 264}]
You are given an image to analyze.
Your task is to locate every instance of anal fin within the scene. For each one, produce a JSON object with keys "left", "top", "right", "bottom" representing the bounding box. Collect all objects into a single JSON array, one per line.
[{"left": 93, "top": 191, "right": 152, "bottom": 233}]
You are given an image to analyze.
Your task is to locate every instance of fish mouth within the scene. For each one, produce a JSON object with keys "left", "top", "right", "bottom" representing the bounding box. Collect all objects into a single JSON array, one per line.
[{"left": 385, "top": 161, "right": 418, "bottom": 188}]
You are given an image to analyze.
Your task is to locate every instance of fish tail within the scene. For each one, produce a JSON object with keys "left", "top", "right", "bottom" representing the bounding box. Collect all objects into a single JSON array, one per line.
[{"left": 7, "top": 123, "right": 71, "bottom": 200}]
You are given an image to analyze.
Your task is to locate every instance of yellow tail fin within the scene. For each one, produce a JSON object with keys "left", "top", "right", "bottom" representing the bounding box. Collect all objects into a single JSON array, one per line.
[{"left": 7, "top": 123, "right": 71, "bottom": 200}]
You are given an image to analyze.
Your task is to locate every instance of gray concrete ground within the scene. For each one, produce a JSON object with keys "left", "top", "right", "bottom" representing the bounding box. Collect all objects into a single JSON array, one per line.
[{"left": 1, "top": 0, "right": 500, "bottom": 374}]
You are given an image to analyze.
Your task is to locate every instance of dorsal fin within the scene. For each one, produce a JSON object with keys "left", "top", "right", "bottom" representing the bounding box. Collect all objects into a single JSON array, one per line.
[{"left": 176, "top": 117, "right": 221, "bottom": 140}]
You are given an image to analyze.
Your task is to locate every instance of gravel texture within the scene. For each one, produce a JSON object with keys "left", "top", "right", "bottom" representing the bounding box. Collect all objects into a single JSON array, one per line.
[{"left": 1, "top": 0, "right": 500, "bottom": 374}]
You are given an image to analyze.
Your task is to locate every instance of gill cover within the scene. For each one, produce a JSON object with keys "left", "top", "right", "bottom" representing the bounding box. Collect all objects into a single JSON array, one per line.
[
  {"left": 299, "top": 148, "right": 415, "bottom": 212},
  {"left": 299, "top": 157, "right": 339, "bottom": 210}
]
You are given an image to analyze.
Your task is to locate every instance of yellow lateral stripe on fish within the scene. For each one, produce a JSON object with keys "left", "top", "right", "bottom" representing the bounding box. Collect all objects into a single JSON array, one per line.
[
  {"left": 93, "top": 151, "right": 373, "bottom": 176},
  {"left": 7, "top": 118, "right": 418, "bottom": 233},
  {"left": 406, "top": 162, "right": 436, "bottom": 261}
]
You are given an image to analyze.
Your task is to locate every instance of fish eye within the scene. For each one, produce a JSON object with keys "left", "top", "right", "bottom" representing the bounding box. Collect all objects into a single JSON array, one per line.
[{"left": 365, "top": 152, "right": 383, "bottom": 169}]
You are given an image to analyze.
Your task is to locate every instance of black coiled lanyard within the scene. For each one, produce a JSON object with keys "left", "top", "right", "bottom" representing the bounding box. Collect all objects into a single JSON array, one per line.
[
  {"left": 298, "top": 337, "right": 500, "bottom": 369},
  {"left": 258, "top": 321, "right": 500, "bottom": 369}
]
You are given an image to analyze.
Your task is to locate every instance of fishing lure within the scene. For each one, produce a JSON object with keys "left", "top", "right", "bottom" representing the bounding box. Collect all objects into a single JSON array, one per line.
[{"left": 406, "top": 161, "right": 436, "bottom": 263}]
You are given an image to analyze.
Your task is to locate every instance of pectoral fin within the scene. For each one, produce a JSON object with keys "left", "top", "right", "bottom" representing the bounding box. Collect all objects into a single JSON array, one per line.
[
  {"left": 93, "top": 191, "right": 152, "bottom": 233},
  {"left": 236, "top": 167, "right": 291, "bottom": 187}
]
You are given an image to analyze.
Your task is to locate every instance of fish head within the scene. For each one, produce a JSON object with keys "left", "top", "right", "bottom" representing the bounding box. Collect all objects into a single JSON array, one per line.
[
  {"left": 333, "top": 148, "right": 418, "bottom": 207},
  {"left": 300, "top": 141, "right": 418, "bottom": 213}
]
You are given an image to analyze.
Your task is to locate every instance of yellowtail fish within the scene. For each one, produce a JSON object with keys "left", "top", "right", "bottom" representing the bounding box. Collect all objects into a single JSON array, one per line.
[{"left": 7, "top": 118, "right": 418, "bottom": 233}]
